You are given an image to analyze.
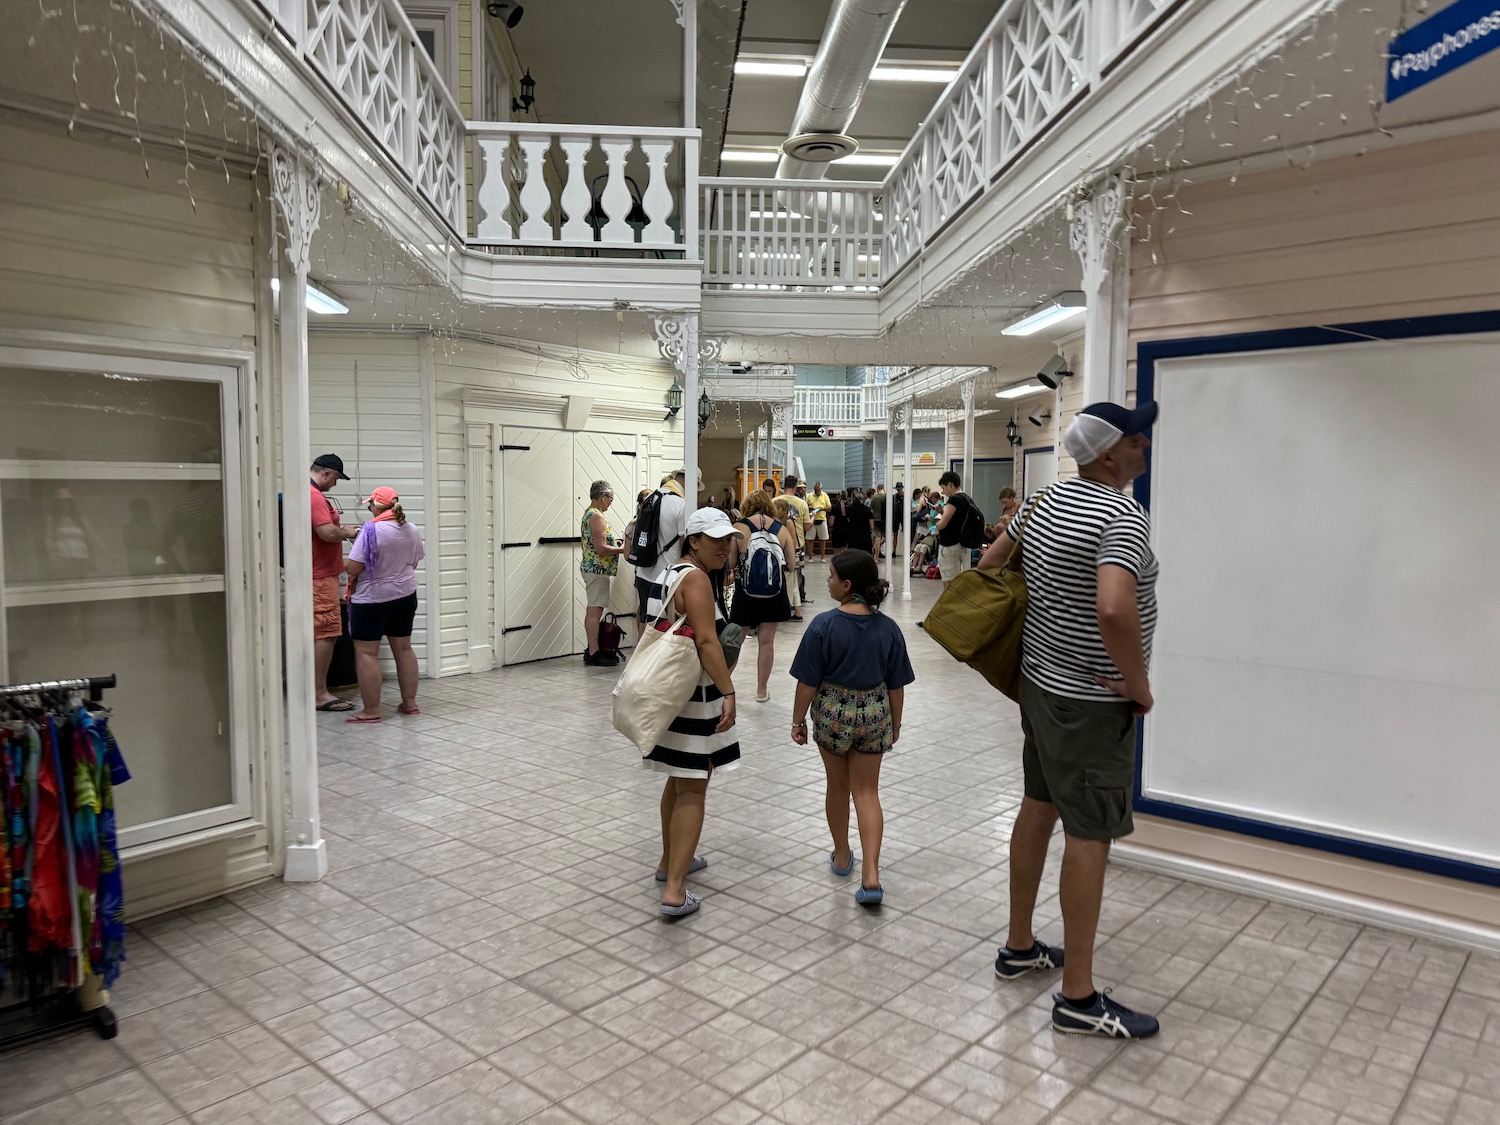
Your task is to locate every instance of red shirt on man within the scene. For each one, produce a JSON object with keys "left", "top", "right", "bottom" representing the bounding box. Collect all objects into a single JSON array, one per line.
[{"left": 310, "top": 483, "right": 344, "bottom": 579}]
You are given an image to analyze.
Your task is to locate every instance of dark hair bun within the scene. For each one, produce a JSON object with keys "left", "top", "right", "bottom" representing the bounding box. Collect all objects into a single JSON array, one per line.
[{"left": 864, "top": 580, "right": 890, "bottom": 609}]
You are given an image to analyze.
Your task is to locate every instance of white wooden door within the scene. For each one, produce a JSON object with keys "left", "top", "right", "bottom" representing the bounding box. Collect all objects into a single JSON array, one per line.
[
  {"left": 500, "top": 427, "right": 577, "bottom": 664},
  {"left": 574, "top": 432, "right": 643, "bottom": 643}
]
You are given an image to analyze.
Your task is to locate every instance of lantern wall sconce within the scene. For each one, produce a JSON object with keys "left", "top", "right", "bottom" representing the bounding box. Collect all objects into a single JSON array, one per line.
[
  {"left": 665, "top": 381, "right": 683, "bottom": 421},
  {"left": 511, "top": 68, "right": 536, "bottom": 114}
]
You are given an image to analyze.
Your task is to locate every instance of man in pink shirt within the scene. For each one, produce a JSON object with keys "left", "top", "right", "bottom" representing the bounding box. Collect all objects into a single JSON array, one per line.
[{"left": 310, "top": 454, "right": 359, "bottom": 710}]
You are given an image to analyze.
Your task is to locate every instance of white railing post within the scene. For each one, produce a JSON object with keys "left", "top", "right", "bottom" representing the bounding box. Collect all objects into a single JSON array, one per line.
[
  {"left": 684, "top": 136, "right": 701, "bottom": 262},
  {"left": 640, "top": 140, "right": 676, "bottom": 246},
  {"left": 517, "top": 135, "right": 553, "bottom": 241},
  {"left": 598, "top": 139, "right": 636, "bottom": 245},
  {"left": 558, "top": 135, "right": 594, "bottom": 243},
  {"left": 402, "top": 33, "right": 419, "bottom": 177}
]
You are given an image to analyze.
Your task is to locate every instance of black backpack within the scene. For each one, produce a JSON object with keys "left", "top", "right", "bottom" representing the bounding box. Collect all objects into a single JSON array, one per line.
[
  {"left": 625, "top": 488, "right": 678, "bottom": 569},
  {"left": 958, "top": 493, "right": 986, "bottom": 549}
]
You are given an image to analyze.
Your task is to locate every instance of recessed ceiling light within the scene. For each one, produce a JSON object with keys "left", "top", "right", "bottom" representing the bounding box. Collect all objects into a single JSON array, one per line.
[
  {"left": 995, "top": 382, "right": 1047, "bottom": 399},
  {"left": 870, "top": 66, "right": 960, "bottom": 83},
  {"left": 1002, "top": 294, "right": 1086, "bottom": 336},
  {"left": 835, "top": 153, "right": 900, "bottom": 167},
  {"left": 734, "top": 59, "right": 809, "bottom": 77},
  {"left": 270, "top": 277, "right": 349, "bottom": 315}
]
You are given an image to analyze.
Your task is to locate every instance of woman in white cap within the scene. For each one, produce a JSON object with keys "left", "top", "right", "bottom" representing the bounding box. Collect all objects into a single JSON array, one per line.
[{"left": 643, "top": 507, "right": 744, "bottom": 919}]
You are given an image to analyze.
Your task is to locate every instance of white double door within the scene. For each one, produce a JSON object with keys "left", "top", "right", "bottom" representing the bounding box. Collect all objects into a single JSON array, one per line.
[{"left": 500, "top": 427, "right": 640, "bottom": 665}]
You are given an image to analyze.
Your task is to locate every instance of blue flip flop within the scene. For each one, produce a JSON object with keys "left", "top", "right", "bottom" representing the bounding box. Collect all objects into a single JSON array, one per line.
[
  {"left": 829, "top": 850, "right": 855, "bottom": 877},
  {"left": 855, "top": 885, "right": 884, "bottom": 906},
  {"left": 659, "top": 891, "right": 701, "bottom": 919},
  {"left": 654, "top": 856, "right": 708, "bottom": 882}
]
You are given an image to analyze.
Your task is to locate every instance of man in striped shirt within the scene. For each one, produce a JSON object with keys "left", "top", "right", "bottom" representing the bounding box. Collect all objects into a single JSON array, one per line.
[{"left": 976, "top": 400, "right": 1162, "bottom": 1040}]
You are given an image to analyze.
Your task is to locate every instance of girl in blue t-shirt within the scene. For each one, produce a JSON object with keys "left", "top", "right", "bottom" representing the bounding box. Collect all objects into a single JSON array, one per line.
[{"left": 789, "top": 549, "right": 916, "bottom": 906}]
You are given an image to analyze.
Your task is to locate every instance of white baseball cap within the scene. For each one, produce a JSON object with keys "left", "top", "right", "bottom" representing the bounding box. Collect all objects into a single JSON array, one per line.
[
  {"left": 685, "top": 507, "right": 746, "bottom": 541},
  {"left": 1062, "top": 401, "right": 1159, "bottom": 465},
  {"left": 672, "top": 467, "right": 705, "bottom": 490}
]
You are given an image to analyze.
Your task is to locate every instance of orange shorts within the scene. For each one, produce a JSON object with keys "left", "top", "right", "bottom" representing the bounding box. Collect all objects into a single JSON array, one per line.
[{"left": 313, "top": 575, "right": 343, "bottom": 640}]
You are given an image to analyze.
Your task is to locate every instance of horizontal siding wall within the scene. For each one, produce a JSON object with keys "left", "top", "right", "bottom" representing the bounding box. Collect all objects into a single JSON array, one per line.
[
  {"left": 0, "top": 118, "right": 272, "bottom": 914},
  {"left": 0, "top": 120, "right": 257, "bottom": 341},
  {"left": 433, "top": 340, "right": 681, "bottom": 677},
  {"left": 1129, "top": 130, "right": 1500, "bottom": 352},
  {"left": 308, "top": 336, "right": 433, "bottom": 675},
  {"left": 1122, "top": 127, "right": 1500, "bottom": 929}
]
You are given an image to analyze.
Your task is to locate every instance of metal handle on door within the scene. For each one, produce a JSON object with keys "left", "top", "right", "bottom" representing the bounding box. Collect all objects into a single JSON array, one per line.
[
  {"left": 537, "top": 536, "right": 577, "bottom": 545},
  {"left": 501, "top": 541, "right": 532, "bottom": 549}
]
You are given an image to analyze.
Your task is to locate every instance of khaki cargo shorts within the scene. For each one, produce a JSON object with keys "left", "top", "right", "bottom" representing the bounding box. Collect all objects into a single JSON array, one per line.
[{"left": 1019, "top": 674, "right": 1138, "bottom": 840}]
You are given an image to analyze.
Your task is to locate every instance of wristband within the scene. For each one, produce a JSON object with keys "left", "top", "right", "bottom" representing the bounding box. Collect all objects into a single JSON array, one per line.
[{"left": 722, "top": 691, "right": 735, "bottom": 697}]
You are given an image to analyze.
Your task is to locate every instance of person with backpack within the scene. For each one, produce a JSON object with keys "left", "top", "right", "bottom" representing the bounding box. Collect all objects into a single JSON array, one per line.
[
  {"left": 726, "top": 490, "right": 795, "bottom": 703},
  {"left": 789, "top": 549, "right": 915, "bottom": 907},
  {"left": 934, "top": 470, "right": 984, "bottom": 589},
  {"left": 628, "top": 469, "right": 696, "bottom": 630}
]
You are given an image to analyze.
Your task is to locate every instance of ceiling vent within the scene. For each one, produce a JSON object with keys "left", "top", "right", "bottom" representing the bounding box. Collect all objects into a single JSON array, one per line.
[{"left": 781, "top": 132, "right": 859, "bottom": 164}]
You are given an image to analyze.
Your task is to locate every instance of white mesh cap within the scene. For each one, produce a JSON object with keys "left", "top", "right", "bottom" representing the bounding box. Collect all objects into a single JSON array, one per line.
[{"left": 1062, "top": 401, "right": 1158, "bottom": 465}]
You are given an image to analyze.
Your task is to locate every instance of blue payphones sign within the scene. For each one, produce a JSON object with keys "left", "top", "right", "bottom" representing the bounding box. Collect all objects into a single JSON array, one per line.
[{"left": 1386, "top": 0, "right": 1500, "bottom": 101}]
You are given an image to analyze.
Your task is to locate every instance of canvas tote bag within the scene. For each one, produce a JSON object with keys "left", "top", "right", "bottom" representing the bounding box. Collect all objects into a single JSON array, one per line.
[
  {"left": 921, "top": 491, "right": 1049, "bottom": 702},
  {"left": 612, "top": 567, "right": 704, "bottom": 754}
]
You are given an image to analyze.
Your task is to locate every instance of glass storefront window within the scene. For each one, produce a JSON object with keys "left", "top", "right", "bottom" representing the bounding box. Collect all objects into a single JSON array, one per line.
[{"left": 0, "top": 358, "right": 249, "bottom": 847}]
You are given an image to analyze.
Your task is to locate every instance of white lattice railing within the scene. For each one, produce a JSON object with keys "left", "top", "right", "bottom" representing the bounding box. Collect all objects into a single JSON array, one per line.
[
  {"left": 255, "top": 0, "right": 466, "bottom": 234},
  {"left": 702, "top": 179, "right": 882, "bottom": 289},
  {"left": 795, "top": 388, "right": 863, "bottom": 426},
  {"left": 708, "top": 0, "right": 1172, "bottom": 286},
  {"left": 469, "top": 124, "right": 699, "bottom": 254}
]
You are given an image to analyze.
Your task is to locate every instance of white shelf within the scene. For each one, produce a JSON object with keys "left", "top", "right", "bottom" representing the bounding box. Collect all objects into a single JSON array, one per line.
[
  {"left": 0, "top": 459, "right": 222, "bottom": 481},
  {"left": 4, "top": 573, "right": 225, "bottom": 607}
]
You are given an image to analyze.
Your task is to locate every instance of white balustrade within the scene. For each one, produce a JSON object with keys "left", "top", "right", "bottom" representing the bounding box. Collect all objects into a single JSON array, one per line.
[
  {"left": 707, "top": 0, "right": 1173, "bottom": 289},
  {"left": 794, "top": 387, "right": 863, "bottom": 427},
  {"left": 862, "top": 384, "right": 887, "bottom": 424},
  {"left": 253, "top": 0, "right": 466, "bottom": 235},
  {"left": 702, "top": 179, "right": 883, "bottom": 289},
  {"left": 469, "top": 124, "right": 699, "bottom": 253}
]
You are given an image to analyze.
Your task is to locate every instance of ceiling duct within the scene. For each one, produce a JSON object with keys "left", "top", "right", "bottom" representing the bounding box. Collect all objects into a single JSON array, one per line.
[{"left": 776, "top": 0, "right": 911, "bottom": 181}]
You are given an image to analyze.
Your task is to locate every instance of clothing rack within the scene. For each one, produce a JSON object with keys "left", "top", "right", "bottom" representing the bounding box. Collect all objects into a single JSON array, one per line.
[{"left": 0, "top": 673, "right": 122, "bottom": 1051}]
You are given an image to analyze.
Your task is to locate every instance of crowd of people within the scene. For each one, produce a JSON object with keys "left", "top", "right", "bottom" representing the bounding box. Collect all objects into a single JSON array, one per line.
[
  {"left": 614, "top": 399, "right": 1162, "bottom": 1041},
  {"left": 308, "top": 396, "right": 1162, "bottom": 1042}
]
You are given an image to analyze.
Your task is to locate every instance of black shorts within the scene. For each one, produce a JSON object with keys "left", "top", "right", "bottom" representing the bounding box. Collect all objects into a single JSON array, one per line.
[{"left": 348, "top": 593, "right": 418, "bottom": 641}]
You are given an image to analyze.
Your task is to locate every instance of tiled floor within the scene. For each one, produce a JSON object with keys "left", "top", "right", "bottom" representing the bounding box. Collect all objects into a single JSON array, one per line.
[{"left": 4, "top": 569, "right": 1499, "bottom": 1124}]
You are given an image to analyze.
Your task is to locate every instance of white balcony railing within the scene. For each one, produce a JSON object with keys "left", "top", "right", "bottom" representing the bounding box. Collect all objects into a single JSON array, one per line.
[
  {"left": 706, "top": 0, "right": 1174, "bottom": 288},
  {"left": 795, "top": 387, "right": 863, "bottom": 426},
  {"left": 254, "top": 0, "right": 466, "bottom": 234},
  {"left": 469, "top": 124, "right": 699, "bottom": 255},
  {"left": 702, "top": 179, "right": 882, "bottom": 289}
]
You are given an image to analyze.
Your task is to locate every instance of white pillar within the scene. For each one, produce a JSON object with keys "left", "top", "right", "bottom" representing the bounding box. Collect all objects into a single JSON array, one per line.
[
  {"left": 680, "top": 0, "right": 696, "bottom": 131},
  {"left": 901, "top": 404, "right": 914, "bottom": 601},
  {"left": 742, "top": 432, "right": 752, "bottom": 506},
  {"left": 270, "top": 145, "right": 326, "bottom": 883},
  {"left": 653, "top": 313, "right": 720, "bottom": 508},
  {"left": 961, "top": 376, "right": 976, "bottom": 492},
  {"left": 1070, "top": 176, "right": 1128, "bottom": 405},
  {"left": 883, "top": 414, "right": 895, "bottom": 575},
  {"left": 782, "top": 403, "right": 796, "bottom": 479}
]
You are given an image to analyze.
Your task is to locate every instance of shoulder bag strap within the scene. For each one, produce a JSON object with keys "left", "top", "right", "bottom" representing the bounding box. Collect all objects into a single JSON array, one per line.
[{"left": 1005, "top": 487, "right": 1051, "bottom": 572}]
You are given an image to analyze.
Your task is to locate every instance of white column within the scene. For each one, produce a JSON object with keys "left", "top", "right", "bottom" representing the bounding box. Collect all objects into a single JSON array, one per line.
[
  {"left": 742, "top": 432, "right": 752, "bottom": 506},
  {"left": 270, "top": 145, "right": 326, "bottom": 884},
  {"left": 901, "top": 403, "right": 914, "bottom": 601},
  {"left": 883, "top": 413, "right": 895, "bottom": 575},
  {"left": 680, "top": 0, "right": 697, "bottom": 131},
  {"left": 961, "top": 377, "right": 976, "bottom": 492},
  {"left": 757, "top": 423, "right": 766, "bottom": 486},
  {"left": 782, "top": 403, "right": 796, "bottom": 478},
  {"left": 1070, "top": 176, "right": 1128, "bottom": 405},
  {"left": 653, "top": 313, "right": 720, "bottom": 508}
]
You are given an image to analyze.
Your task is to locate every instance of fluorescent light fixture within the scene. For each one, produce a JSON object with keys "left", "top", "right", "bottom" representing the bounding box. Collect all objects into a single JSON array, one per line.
[
  {"left": 995, "top": 382, "right": 1047, "bottom": 399},
  {"left": 747, "top": 209, "right": 805, "bottom": 220},
  {"left": 734, "top": 59, "right": 808, "bottom": 77},
  {"left": 856, "top": 253, "right": 880, "bottom": 261},
  {"left": 270, "top": 277, "right": 350, "bottom": 315},
  {"left": 1001, "top": 293, "right": 1086, "bottom": 337},
  {"left": 721, "top": 149, "right": 781, "bottom": 163},
  {"left": 835, "top": 152, "right": 900, "bottom": 167},
  {"left": 870, "top": 66, "right": 960, "bottom": 83}
]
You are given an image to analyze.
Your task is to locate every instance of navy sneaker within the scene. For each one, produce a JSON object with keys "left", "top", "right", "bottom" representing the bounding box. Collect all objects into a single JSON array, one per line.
[
  {"left": 994, "top": 941, "right": 1063, "bottom": 981},
  {"left": 1051, "top": 990, "right": 1160, "bottom": 1040}
]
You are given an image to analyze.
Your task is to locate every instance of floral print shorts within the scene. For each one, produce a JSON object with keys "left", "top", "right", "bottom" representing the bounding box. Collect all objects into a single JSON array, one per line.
[{"left": 811, "top": 682, "right": 893, "bottom": 757}]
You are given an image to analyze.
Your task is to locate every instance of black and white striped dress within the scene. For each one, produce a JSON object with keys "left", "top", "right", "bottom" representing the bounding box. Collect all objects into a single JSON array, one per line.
[{"left": 642, "top": 562, "right": 741, "bottom": 778}]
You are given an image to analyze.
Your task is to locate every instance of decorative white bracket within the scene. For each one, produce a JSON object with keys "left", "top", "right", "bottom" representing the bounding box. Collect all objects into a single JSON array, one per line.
[
  {"left": 269, "top": 145, "right": 322, "bottom": 273},
  {"left": 653, "top": 314, "right": 723, "bottom": 377},
  {"left": 1070, "top": 176, "right": 1130, "bottom": 406}
]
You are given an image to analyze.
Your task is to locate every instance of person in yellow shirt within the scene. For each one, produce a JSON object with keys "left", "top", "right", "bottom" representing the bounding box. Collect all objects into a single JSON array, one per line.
[
  {"left": 780, "top": 475, "right": 812, "bottom": 621},
  {"left": 806, "top": 481, "right": 832, "bottom": 560}
]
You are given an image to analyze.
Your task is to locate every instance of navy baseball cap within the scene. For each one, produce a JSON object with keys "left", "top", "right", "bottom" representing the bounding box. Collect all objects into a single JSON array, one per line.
[
  {"left": 1062, "top": 401, "right": 1158, "bottom": 465},
  {"left": 312, "top": 453, "right": 350, "bottom": 480}
]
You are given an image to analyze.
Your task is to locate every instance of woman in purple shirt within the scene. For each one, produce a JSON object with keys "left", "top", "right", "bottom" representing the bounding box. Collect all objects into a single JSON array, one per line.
[{"left": 345, "top": 486, "right": 426, "bottom": 723}]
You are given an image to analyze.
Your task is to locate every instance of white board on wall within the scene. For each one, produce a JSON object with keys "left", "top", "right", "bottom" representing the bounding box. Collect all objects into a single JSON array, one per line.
[
  {"left": 1023, "top": 447, "right": 1057, "bottom": 498},
  {"left": 1145, "top": 333, "right": 1500, "bottom": 869}
]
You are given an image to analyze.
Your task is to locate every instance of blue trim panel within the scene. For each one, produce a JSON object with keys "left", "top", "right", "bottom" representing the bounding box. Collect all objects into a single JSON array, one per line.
[{"left": 1131, "top": 309, "right": 1500, "bottom": 885}]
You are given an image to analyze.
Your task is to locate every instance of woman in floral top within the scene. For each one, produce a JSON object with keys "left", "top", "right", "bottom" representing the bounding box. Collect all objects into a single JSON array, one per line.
[{"left": 582, "top": 480, "right": 626, "bottom": 665}]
